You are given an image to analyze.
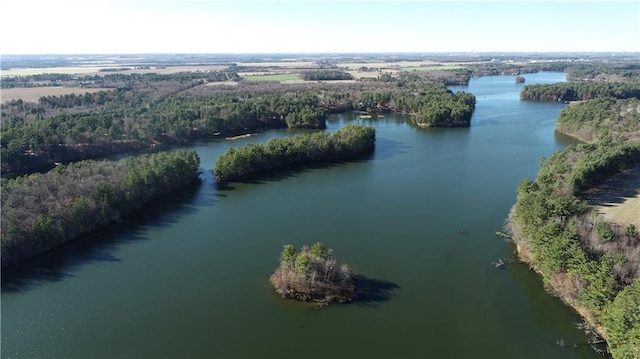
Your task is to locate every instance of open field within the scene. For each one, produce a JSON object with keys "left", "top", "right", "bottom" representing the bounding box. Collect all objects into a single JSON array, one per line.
[
  {"left": 337, "top": 60, "right": 447, "bottom": 70},
  {"left": 240, "top": 73, "right": 301, "bottom": 82},
  {"left": 400, "top": 65, "right": 466, "bottom": 71},
  {"left": 2, "top": 67, "right": 105, "bottom": 76},
  {"left": 585, "top": 165, "right": 640, "bottom": 228},
  {"left": 338, "top": 61, "right": 469, "bottom": 79},
  {"left": 2, "top": 65, "right": 230, "bottom": 77},
  {"left": 347, "top": 71, "right": 382, "bottom": 79},
  {"left": 1, "top": 87, "right": 110, "bottom": 103},
  {"left": 108, "top": 65, "right": 229, "bottom": 75},
  {"left": 2, "top": 60, "right": 468, "bottom": 79},
  {"left": 203, "top": 81, "right": 238, "bottom": 87},
  {"left": 235, "top": 61, "right": 318, "bottom": 68}
]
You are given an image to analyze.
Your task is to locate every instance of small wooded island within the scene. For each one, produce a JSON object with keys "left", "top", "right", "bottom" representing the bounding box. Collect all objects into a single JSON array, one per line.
[
  {"left": 214, "top": 124, "right": 375, "bottom": 182},
  {"left": 270, "top": 242, "right": 355, "bottom": 304},
  {"left": 515, "top": 76, "right": 525, "bottom": 83}
]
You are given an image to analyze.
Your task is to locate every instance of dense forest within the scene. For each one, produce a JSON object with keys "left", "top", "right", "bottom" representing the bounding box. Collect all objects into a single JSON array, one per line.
[
  {"left": 468, "top": 61, "right": 571, "bottom": 77},
  {"left": 520, "top": 82, "right": 640, "bottom": 102},
  {"left": 1, "top": 72, "right": 474, "bottom": 174},
  {"left": 214, "top": 124, "right": 375, "bottom": 182},
  {"left": 0, "top": 88, "right": 327, "bottom": 173},
  {"left": 556, "top": 98, "right": 640, "bottom": 143},
  {"left": 564, "top": 62, "right": 640, "bottom": 83},
  {"left": 301, "top": 70, "right": 354, "bottom": 81},
  {"left": 507, "top": 92, "right": 640, "bottom": 358},
  {"left": 0, "top": 71, "right": 240, "bottom": 89},
  {"left": 466, "top": 60, "right": 640, "bottom": 83},
  {"left": 1, "top": 149, "right": 200, "bottom": 268}
]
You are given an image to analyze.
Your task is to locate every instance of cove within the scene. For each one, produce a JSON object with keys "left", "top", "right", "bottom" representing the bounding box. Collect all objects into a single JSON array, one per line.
[{"left": 1, "top": 72, "right": 606, "bottom": 358}]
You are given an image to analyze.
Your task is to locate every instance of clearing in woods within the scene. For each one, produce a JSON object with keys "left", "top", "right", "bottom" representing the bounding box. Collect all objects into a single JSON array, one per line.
[
  {"left": 1, "top": 87, "right": 111, "bottom": 103},
  {"left": 583, "top": 164, "right": 640, "bottom": 228}
]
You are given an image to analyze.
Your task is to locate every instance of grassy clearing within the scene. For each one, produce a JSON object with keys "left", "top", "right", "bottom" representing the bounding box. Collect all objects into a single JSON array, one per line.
[
  {"left": 1, "top": 87, "right": 110, "bottom": 103},
  {"left": 586, "top": 165, "right": 640, "bottom": 228},
  {"left": 241, "top": 73, "right": 301, "bottom": 82}
]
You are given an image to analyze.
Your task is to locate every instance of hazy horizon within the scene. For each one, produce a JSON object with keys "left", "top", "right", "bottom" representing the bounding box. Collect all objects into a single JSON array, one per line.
[{"left": 3, "top": 51, "right": 639, "bottom": 56}]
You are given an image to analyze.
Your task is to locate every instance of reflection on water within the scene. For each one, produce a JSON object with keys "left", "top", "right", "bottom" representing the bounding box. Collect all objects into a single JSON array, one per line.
[{"left": 2, "top": 72, "right": 605, "bottom": 359}]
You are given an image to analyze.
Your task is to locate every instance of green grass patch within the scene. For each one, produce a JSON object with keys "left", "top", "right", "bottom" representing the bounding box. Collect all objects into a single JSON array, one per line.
[{"left": 241, "top": 73, "right": 301, "bottom": 82}]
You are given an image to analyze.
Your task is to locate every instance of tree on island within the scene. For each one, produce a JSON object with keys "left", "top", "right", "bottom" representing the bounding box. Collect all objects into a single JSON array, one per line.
[
  {"left": 270, "top": 243, "right": 355, "bottom": 304},
  {"left": 515, "top": 76, "right": 526, "bottom": 84}
]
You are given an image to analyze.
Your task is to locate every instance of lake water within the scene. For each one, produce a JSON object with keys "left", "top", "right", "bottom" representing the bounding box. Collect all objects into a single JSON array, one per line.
[{"left": 1, "top": 72, "right": 606, "bottom": 358}]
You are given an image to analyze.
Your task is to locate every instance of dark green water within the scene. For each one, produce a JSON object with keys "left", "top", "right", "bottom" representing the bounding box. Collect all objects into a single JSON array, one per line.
[{"left": 2, "top": 73, "right": 606, "bottom": 358}]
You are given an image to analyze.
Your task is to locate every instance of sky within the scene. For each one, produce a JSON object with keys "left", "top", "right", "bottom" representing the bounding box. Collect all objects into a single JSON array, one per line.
[{"left": 1, "top": 0, "right": 638, "bottom": 54}]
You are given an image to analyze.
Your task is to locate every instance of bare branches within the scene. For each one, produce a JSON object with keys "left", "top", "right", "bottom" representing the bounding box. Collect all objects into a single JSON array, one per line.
[{"left": 270, "top": 243, "right": 355, "bottom": 305}]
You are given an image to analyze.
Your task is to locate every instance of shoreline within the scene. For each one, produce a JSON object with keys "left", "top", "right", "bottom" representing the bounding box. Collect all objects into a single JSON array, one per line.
[
  {"left": 507, "top": 161, "right": 640, "bottom": 355},
  {"left": 511, "top": 234, "right": 609, "bottom": 341}
]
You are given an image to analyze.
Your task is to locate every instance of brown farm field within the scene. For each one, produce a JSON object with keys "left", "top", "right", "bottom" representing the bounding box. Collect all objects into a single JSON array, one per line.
[
  {"left": 1, "top": 66, "right": 105, "bottom": 76},
  {"left": 1, "top": 60, "right": 468, "bottom": 82},
  {"left": 338, "top": 61, "right": 470, "bottom": 79},
  {"left": 1, "top": 87, "right": 111, "bottom": 103},
  {"left": 338, "top": 60, "right": 440, "bottom": 70},
  {"left": 235, "top": 61, "right": 318, "bottom": 68},
  {"left": 1, "top": 65, "right": 229, "bottom": 77}
]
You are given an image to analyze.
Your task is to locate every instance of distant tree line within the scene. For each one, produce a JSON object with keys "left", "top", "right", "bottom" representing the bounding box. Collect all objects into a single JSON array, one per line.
[
  {"left": 556, "top": 98, "right": 640, "bottom": 143},
  {"left": 1, "top": 149, "right": 200, "bottom": 268},
  {"left": 467, "top": 61, "right": 572, "bottom": 78},
  {"left": 466, "top": 59, "right": 640, "bottom": 83},
  {"left": 1, "top": 71, "right": 240, "bottom": 89},
  {"left": 520, "top": 82, "right": 640, "bottom": 102},
  {"left": 420, "top": 69, "right": 471, "bottom": 86},
  {"left": 214, "top": 124, "right": 375, "bottom": 182},
  {"left": 1, "top": 73, "right": 474, "bottom": 174},
  {"left": 321, "top": 73, "right": 476, "bottom": 127},
  {"left": 565, "top": 62, "right": 640, "bottom": 82},
  {"left": 0, "top": 91, "right": 327, "bottom": 174},
  {"left": 1, "top": 73, "right": 75, "bottom": 88},
  {"left": 301, "top": 70, "right": 354, "bottom": 81}
]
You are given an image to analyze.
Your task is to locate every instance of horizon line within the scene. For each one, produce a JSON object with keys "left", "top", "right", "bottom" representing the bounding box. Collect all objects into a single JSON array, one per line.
[{"left": 4, "top": 51, "right": 639, "bottom": 56}]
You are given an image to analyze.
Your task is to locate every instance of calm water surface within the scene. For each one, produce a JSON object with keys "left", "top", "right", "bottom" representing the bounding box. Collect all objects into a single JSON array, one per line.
[{"left": 2, "top": 72, "right": 605, "bottom": 358}]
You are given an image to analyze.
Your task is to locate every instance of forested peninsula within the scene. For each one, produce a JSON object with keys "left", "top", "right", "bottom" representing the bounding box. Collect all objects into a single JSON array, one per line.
[
  {"left": 1, "top": 150, "right": 200, "bottom": 268},
  {"left": 1, "top": 61, "right": 474, "bottom": 268},
  {"left": 507, "top": 89, "right": 640, "bottom": 358},
  {"left": 1, "top": 72, "right": 474, "bottom": 175},
  {"left": 520, "top": 82, "right": 640, "bottom": 102},
  {"left": 214, "top": 125, "right": 375, "bottom": 182},
  {"left": 556, "top": 98, "right": 640, "bottom": 144}
]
